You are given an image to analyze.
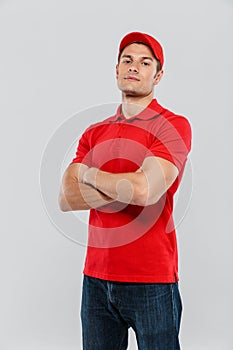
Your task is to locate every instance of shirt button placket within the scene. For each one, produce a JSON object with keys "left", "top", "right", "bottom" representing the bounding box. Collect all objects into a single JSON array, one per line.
[{"left": 120, "top": 122, "right": 126, "bottom": 137}]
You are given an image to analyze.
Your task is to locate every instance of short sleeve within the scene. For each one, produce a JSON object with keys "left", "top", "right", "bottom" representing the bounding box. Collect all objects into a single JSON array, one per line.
[
  {"left": 147, "top": 115, "right": 192, "bottom": 172},
  {"left": 70, "top": 130, "right": 92, "bottom": 166}
]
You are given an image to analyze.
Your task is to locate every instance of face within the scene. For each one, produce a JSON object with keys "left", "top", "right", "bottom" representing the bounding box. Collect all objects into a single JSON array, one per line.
[{"left": 116, "top": 43, "right": 163, "bottom": 98}]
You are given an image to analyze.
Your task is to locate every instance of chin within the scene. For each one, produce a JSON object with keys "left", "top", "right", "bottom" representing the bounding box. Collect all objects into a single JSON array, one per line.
[
  {"left": 121, "top": 88, "right": 140, "bottom": 96},
  {"left": 125, "top": 91, "right": 146, "bottom": 98}
]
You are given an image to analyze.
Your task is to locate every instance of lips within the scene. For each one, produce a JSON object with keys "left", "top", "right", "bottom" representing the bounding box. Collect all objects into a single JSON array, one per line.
[{"left": 124, "top": 75, "right": 140, "bottom": 81}]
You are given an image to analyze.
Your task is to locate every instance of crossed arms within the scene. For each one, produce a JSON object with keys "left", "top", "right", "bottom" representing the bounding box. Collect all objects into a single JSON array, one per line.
[{"left": 58, "top": 156, "right": 179, "bottom": 212}]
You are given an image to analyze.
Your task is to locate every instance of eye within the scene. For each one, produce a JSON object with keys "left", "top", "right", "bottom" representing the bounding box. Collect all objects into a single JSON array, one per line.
[
  {"left": 122, "top": 59, "right": 131, "bottom": 64},
  {"left": 142, "top": 61, "right": 150, "bottom": 66}
]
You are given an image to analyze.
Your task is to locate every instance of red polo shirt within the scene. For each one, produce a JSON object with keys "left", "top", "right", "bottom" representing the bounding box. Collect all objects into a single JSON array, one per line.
[{"left": 71, "top": 99, "right": 192, "bottom": 282}]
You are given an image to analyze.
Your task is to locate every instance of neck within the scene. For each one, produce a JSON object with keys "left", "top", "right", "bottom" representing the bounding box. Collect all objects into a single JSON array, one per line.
[{"left": 121, "top": 93, "right": 154, "bottom": 119}]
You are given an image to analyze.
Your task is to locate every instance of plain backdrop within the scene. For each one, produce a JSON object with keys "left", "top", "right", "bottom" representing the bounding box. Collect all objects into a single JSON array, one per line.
[{"left": 0, "top": 0, "right": 232, "bottom": 349}]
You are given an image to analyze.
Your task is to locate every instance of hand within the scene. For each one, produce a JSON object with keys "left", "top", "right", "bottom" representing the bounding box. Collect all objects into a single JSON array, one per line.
[
  {"left": 77, "top": 164, "right": 89, "bottom": 183},
  {"left": 82, "top": 167, "right": 98, "bottom": 187}
]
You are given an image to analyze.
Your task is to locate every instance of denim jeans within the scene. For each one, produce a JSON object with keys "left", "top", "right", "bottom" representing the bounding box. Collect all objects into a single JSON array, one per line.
[{"left": 81, "top": 275, "right": 182, "bottom": 350}]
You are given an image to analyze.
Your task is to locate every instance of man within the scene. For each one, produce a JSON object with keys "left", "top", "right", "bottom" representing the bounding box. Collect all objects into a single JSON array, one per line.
[{"left": 59, "top": 31, "right": 192, "bottom": 349}]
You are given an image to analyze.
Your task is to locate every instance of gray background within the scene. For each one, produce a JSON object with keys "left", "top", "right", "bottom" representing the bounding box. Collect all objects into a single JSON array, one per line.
[{"left": 1, "top": 0, "right": 232, "bottom": 349}]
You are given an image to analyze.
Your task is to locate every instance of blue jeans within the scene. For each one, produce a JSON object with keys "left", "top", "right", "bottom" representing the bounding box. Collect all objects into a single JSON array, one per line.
[{"left": 81, "top": 275, "right": 182, "bottom": 350}]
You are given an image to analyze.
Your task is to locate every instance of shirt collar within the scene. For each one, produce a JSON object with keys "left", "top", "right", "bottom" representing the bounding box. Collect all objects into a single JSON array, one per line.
[{"left": 112, "top": 99, "right": 164, "bottom": 123}]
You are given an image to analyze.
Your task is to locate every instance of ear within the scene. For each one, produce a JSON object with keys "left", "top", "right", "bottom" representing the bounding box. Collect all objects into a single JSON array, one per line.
[
  {"left": 153, "top": 70, "right": 164, "bottom": 86},
  {"left": 116, "top": 64, "right": 119, "bottom": 79}
]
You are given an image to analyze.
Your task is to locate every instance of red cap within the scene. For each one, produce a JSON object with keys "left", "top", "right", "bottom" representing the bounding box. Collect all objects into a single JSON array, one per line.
[{"left": 118, "top": 31, "right": 164, "bottom": 68}]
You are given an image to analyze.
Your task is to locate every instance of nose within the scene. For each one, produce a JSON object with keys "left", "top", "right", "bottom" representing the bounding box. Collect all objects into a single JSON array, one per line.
[{"left": 128, "top": 63, "right": 139, "bottom": 73}]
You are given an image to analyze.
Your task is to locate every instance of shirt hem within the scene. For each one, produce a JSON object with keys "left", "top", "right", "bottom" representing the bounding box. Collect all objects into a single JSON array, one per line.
[{"left": 83, "top": 269, "right": 179, "bottom": 283}]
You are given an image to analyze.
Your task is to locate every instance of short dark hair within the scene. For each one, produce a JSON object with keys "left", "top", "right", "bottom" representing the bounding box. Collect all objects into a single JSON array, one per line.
[{"left": 118, "top": 41, "right": 161, "bottom": 73}]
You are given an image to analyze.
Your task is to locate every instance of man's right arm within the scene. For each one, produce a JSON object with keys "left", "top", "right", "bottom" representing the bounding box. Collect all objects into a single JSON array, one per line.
[{"left": 58, "top": 163, "right": 114, "bottom": 212}]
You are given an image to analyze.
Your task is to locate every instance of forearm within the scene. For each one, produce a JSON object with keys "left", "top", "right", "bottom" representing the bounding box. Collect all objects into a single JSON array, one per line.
[
  {"left": 59, "top": 176, "right": 114, "bottom": 212},
  {"left": 83, "top": 168, "right": 147, "bottom": 206},
  {"left": 82, "top": 157, "right": 177, "bottom": 207}
]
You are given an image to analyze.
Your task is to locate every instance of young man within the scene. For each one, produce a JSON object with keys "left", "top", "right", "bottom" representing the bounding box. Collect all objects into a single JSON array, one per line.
[{"left": 59, "top": 32, "right": 192, "bottom": 349}]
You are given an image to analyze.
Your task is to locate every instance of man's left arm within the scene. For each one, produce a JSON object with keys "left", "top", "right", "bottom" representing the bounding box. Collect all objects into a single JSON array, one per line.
[{"left": 82, "top": 156, "right": 179, "bottom": 206}]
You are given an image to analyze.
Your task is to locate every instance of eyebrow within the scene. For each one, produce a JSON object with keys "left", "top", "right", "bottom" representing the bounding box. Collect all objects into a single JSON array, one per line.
[{"left": 121, "top": 54, "right": 154, "bottom": 61}]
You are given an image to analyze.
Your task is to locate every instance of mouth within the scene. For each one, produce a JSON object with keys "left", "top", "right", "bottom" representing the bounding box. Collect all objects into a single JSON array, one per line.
[{"left": 124, "top": 76, "right": 140, "bottom": 82}]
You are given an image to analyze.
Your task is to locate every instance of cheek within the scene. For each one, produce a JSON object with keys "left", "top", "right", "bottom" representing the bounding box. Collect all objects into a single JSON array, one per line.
[
  {"left": 150, "top": 73, "right": 157, "bottom": 84},
  {"left": 142, "top": 72, "right": 155, "bottom": 85}
]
